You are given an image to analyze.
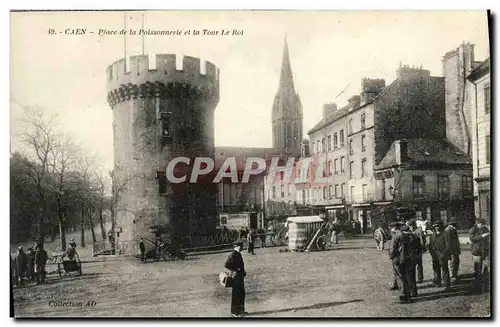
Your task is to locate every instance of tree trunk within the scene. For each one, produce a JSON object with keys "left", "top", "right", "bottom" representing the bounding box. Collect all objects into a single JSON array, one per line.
[
  {"left": 99, "top": 198, "right": 106, "bottom": 240},
  {"left": 36, "top": 189, "right": 46, "bottom": 247},
  {"left": 56, "top": 199, "right": 67, "bottom": 252},
  {"left": 89, "top": 207, "right": 97, "bottom": 244},
  {"left": 110, "top": 203, "right": 116, "bottom": 253},
  {"left": 80, "top": 206, "right": 86, "bottom": 248}
]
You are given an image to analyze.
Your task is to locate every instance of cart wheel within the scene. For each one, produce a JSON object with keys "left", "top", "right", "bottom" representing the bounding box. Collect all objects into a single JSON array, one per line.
[{"left": 316, "top": 235, "right": 327, "bottom": 251}]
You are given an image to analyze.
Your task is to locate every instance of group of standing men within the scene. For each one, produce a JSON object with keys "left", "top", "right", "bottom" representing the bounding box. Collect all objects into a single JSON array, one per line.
[
  {"left": 388, "top": 217, "right": 490, "bottom": 303},
  {"left": 11, "top": 242, "right": 48, "bottom": 286}
]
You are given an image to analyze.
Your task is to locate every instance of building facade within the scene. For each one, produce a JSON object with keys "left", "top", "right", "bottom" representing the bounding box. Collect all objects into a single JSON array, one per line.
[
  {"left": 467, "top": 58, "right": 491, "bottom": 223},
  {"left": 373, "top": 139, "right": 474, "bottom": 228}
]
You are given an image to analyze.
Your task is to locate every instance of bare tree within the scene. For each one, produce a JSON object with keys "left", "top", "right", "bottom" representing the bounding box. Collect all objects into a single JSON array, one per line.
[
  {"left": 93, "top": 171, "right": 109, "bottom": 241},
  {"left": 17, "top": 106, "right": 58, "bottom": 246},
  {"left": 48, "top": 134, "right": 78, "bottom": 251}
]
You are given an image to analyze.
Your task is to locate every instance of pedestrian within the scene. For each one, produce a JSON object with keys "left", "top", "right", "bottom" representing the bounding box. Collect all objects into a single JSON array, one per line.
[
  {"left": 330, "top": 221, "right": 340, "bottom": 245},
  {"left": 408, "top": 219, "right": 426, "bottom": 283},
  {"left": 247, "top": 229, "right": 255, "bottom": 255},
  {"left": 428, "top": 220, "right": 450, "bottom": 289},
  {"left": 14, "top": 247, "right": 27, "bottom": 286},
  {"left": 139, "top": 238, "right": 146, "bottom": 263},
  {"left": 374, "top": 224, "right": 388, "bottom": 250},
  {"left": 222, "top": 226, "right": 230, "bottom": 244},
  {"left": 224, "top": 240, "right": 247, "bottom": 318},
  {"left": 257, "top": 228, "right": 266, "bottom": 248},
  {"left": 388, "top": 221, "right": 417, "bottom": 303},
  {"left": 468, "top": 217, "right": 490, "bottom": 293},
  {"left": 34, "top": 243, "right": 48, "bottom": 285},
  {"left": 444, "top": 218, "right": 461, "bottom": 283},
  {"left": 26, "top": 247, "right": 35, "bottom": 281}
]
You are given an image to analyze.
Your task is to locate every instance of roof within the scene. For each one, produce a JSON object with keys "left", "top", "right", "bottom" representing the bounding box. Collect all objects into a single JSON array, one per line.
[
  {"left": 287, "top": 216, "right": 324, "bottom": 224},
  {"left": 307, "top": 79, "right": 398, "bottom": 135},
  {"left": 375, "top": 138, "right": 472, "bottom": 170},
  {"left": 467, "top": 57, "right": 490, "bottom": 82}
]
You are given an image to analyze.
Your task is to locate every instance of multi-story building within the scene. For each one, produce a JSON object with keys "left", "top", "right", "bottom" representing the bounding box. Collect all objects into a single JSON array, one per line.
[
  {"left": 304, "top": 64, "right": 449, "bottom": 231},
  {"left": 373, "top": 139, "right": 474, "bottom": 227},
  {"left": 467, "top": 57, "right": 491, "bottom": 223}
]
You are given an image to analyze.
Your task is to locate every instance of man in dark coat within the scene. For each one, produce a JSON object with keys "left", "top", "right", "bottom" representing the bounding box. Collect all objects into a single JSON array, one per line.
[
  {"left": 428, "top": 220, "right": 450, "bottom": 289},
  {"left": 408, "top": 219, "right": 426, "bottom": 283},
  {"left": 389, "top": 222, "right": 419, "bottom": 303},
  {"left": 247, "top": 229, "right": 255, "bottom": 255},
  {"left": 34, "top": 243, "right": 48, "bottom": 285},
  {"left": 444, "top": 218, "right": 461, "bottom": 282},
  {"left": 26, "top": 247, "right": 35, "bottom": 281},
  {"left": 469, "top": 217, "right": 490, "bottom": 293},
  {"left": 257, "top": 228, "right": 266, "bottom": 248},
  {"left": 224, "top": 240, "right": 247, "bottom": 318},
  {"left": 139, "top": 238, "right": 146, "bottom": 263}
]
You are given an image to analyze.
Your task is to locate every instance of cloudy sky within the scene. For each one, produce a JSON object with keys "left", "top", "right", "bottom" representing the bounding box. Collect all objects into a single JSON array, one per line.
[{"left": 10, "top": 10, "right": 489, "bottom": 173}]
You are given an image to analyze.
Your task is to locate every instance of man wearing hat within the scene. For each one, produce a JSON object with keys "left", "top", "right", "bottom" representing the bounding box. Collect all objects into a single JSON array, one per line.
[
  {"left": 224, "top": 240, "right": 248, "bottom": 318},
  {"left": 444, "top": 218, "right": 461, "bottom": 282},
  {"left": 469, "top": 217, "right": 490, "bottom": 293},
  {"left": 428, "top": 220, "right": 450, "bottom": 288},
  {"left": 408, "top": 219, "right": 426, "bottom": 283},
  {"left": 388, "top": 220, "right": 416, "bottom": 303}
]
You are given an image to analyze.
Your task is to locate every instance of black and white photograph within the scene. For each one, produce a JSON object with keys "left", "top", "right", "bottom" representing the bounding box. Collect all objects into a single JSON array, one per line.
[{"left": 9, "top": 10, "right": 491, "bottom": 318}]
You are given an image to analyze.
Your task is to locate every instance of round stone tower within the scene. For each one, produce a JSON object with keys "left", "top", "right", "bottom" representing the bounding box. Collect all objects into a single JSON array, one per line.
[{"left": 106, "top": 54, "right": 219, "bottom": 252}]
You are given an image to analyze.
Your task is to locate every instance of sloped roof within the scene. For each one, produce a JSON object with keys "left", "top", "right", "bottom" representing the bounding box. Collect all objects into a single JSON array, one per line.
[
  {"left": 375, "top": 138, "right": 472, "bottom": 170},
  {"left": 467, "top": 57, "right": 490, "bottom": 81}
]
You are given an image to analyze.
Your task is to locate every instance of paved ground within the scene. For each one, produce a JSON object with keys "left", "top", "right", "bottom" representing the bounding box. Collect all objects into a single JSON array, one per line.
[{"left": 12, "top": 237, "right": 491, "bottom": 318}]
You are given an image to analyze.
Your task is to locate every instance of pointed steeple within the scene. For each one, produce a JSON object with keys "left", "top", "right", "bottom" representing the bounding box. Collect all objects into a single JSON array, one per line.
[{"left": 279, "top": 36, "right": 295, "bottom": 93}]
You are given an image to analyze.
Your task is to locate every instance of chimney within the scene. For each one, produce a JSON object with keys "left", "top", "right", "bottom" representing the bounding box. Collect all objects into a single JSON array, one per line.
[
  {"left": 361, "top": 78, "right": 386, "bottom": 104},
  {"left": 322, "top": 103, "right": 337, "bottom": 119},
  {"left": 394, "top": 140, "right": 408, "bottom": 165},
  {"left": 301, "top": 139, "right": 310, "bottom": 157},
  {"left": 348, "top": 95, "right": 361, "bottom": 111}
]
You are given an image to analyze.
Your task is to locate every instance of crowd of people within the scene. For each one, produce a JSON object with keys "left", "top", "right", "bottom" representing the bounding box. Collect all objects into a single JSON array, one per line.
[
  {"left": 11, "top": 238, "right": 81, "bottom": 286},
  {"left": 387, "top": 217, "right": 490, "bottom": 303}
]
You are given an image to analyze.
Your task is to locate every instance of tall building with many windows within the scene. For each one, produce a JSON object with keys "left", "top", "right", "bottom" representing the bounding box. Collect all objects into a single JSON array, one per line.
[{"left": 467, "top": 57, "right": 491, "bottom": 223}]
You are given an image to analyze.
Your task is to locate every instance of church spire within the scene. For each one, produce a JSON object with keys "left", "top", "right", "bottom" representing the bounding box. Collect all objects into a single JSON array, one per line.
[{"left": 279, "top": 36, "right": 295, "bottom": 93}]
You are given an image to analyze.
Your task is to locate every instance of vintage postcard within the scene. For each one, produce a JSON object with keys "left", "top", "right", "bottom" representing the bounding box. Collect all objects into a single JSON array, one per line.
[{"left": 10, "top": 10, "right": 491, "bottom": 318}]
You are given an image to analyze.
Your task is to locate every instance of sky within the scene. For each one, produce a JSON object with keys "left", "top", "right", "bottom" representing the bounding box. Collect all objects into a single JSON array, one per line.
[{"left": 10, "top": 10, "right": 490, "bottom": 174}]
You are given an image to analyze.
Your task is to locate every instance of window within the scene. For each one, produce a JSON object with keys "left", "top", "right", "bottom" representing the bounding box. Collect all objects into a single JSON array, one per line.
[
  {"left": 335, "top": 184, "right": 339, "bottom": 198},
  {"left": 302, "top": 190, "right": 306, "bottom": 204},
  {"left": 328, "top": 135, "right": 332, "bottom": 151},
  {"left": 323, "top": 187, "right": 327, "bottom": 200},
  {"left": 349, "top": 139, "right": 353, "bottom": 155},
  {"left": 350, "top": 161, "right": 354, "bottom": 179},
  {"left": 412, "top": 175, "right": 425, "bottom": 198},
  {"left": 348, "top": 118, "right": 353, "bottom": 134},
  {"left": 361, "top": 113, "right": 366, "bottom": 129},
  {"left": 328, "top": 160, "right": 332, "bottom": 176},
  {"left": 440, "top": 210, "right": 448, "bottom": 224},
  {"left": 362, "top": 184, "right": 367, "bottom": 201},
  {"left": 334, "top": 159, "right": 339, "bottom": 175},
  {"left": 426, "top": 207, "right": 431, "bottom": 221},
  {"left": 437, "top": 175, "right": 450, "bottom": 200},
  {"left": 157, "top": 171, "right": 167, "bottom": 194},
  {"left": 322, "top": 138, "right": 326, "bottom": 153},
  {"left": 350, "top": 186, "right": 355, "bottom": 201},
  {"left": 272, "top": 186, "right": 276, "bottom": 198},
  {"left": 341, "top": 183, "right": 346, "bottom": 197},
  {"left": 462, "top": 175, "right": 473, "bottom": 197},
  {"left": 334, "top": 133, "right": 338, "bottom": 148},
  {"left": 486, "top": 135, "right": 491, "bottom": 165},
  {"left": 340, "top": 157, "right": 345, "bottom": 173},
  {"left": 288, "top": 184, "right": 291, "bottom": 196},
  {"left": 280, "top": 171, "right": 284, "bottom": 180},
  {"left": 280, "top": 185, "right": 284, "bottom": 198},
  {"left": 485, "top": 85, "right": 491, "bottom": 114},
  {"left": 340, "top": 130, "right": 345, "bottom": 147},
  {"left": 361, "top": 158, "right": 367, "bottom": 178},
  {"left": 329, "top": 185, "right": 333, "bottom": 199},
  {"left": 361, "top": 135, "right": 366, "bottom": 152}
]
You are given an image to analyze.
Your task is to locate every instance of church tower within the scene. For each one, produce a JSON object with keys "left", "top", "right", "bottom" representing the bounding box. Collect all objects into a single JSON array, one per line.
[{"left": 272, "top": 37, "right": 303, "bottom": 156}]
